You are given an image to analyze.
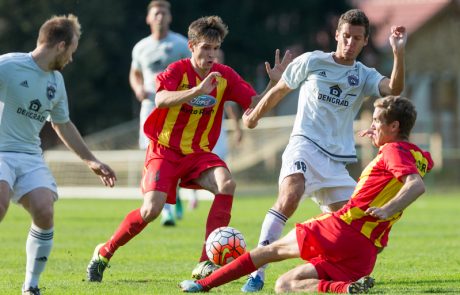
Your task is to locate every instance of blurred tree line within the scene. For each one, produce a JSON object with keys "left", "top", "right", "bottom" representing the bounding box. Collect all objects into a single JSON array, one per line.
[{"left": 0, "top": 0, "right": 349, "bottom": 140}]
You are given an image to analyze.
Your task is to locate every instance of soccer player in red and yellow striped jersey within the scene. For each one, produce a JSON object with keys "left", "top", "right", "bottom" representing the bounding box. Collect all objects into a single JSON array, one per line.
[
  {"left": 86, "top": 15, "right": 292, "bottom": 282},
  {"left": 180, "top": 96, "right": 434, "bottom": 293}
]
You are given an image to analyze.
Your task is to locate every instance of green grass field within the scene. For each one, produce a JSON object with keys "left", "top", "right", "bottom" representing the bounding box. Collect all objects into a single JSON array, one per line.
[{"left": 1, "top": 191, "right": 459, "bottom": 294}]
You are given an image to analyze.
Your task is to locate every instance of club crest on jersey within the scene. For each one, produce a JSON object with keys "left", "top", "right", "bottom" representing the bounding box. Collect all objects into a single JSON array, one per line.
[
  {"left": 46, "top": 82, "right": 57, "bottom": 100},
  {"left": 188, "top": 94, "right": 217, "bottom": 108},
  {"left": 348, "top": 74, "right": 359, "bottom": 86}
]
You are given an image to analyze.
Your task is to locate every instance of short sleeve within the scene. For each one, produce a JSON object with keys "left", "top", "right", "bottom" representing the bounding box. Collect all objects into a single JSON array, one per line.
[
  {"left": 48, "top": 73, "right": 70, "bottom": 123},
  {"left": 282, "top": 52, "right": 312, "bottom": 90},
  {"left": 155, "top": 61, "right": 183, "bottom": 92},
  {"left": 361, "top": 66, "right": 385, "bottom": 98},
  {"left": 383, "top": 144, "right": 419, "bottom": 181},
  {"left": 224, "top": 67, "right": 256, "bottom": 110}
]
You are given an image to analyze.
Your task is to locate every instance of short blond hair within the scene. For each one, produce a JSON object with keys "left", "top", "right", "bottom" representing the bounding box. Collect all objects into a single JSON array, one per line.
[{"left": 37, "top": 14, "right": 81, "bottom": 48}]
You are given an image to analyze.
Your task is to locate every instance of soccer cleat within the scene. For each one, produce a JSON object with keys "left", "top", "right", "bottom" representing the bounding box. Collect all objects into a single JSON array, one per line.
[
  {"left": 176, "top": 196, "right": 184, "bottom": 220},
  {"left": 347, "top": 276, "right": 375, "bottom": 294},
  {"left": 87, "top": 243, "right": 110, "bottom": 282},
  {"left": 179, "top": 280, "right": 205, "bottom": 292},
  {"left": 22, "top": 286, "right": 42, "bottom": 295},
  {"left": 241, "top": 275, "right": 264, "bottom": 292},
  {"left": 191, "top": 260, "right": 220, "bottom": 279},
  {"left": 161, "top": 210, "right": 176, "bottom": 226}
]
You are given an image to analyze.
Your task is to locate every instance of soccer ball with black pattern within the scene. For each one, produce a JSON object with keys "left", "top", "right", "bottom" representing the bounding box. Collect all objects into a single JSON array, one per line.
[{"left": 206, "top": 226, "right": 246, "bottom": 266}]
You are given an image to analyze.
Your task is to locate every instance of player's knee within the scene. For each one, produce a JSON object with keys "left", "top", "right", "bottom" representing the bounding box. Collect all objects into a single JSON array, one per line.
[
  {"left": 274, "top": 276, "right": 290, "bottom": 293},
  {"left": 140, "top": 205, "right": 162, "bottom": 222},
  {"left": 31, "top": 206, "right": 54, "bottom": 229},
  {"left": 218, "top": 178, "right": 236, "bottom": 194}
]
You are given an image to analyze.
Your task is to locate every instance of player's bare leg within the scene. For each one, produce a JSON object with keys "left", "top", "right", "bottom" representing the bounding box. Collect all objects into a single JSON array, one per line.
[
  {"left": 274, "top": 263, "right": 319, "bottom": 293},
  {"left": 0, "top": 180, "right": 11, "bottom": 222},
  {"left": 191, "top": 166, "right": 235, "bottom": 279},
  {"left": 243, "top": 173, "right": 304, "bottom": 292},
  {"left": 87, "top": 191, "right": 167, "bottom": 282},
  {"left": 20, "top": 188, "right": 55, "bottom": 295}
]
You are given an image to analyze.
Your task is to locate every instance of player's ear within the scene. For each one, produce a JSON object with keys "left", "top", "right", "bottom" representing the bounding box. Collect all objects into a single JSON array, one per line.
[
  {"left": 335, "top": 30, "right": 339, "bottom": 41},
  {"left": 363, "top": 36, "right": 369, "bottom": 46},
  {"left": 188, "top": 41, "right": 194, "bottom": 53}
]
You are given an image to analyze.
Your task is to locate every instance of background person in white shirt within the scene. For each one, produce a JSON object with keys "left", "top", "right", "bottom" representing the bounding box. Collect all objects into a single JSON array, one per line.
[
  {"left": 129, "top": 0, "right": 191, "bottom": 225},
  {"left": 241, "top": 9, "right": 407, "bottom": 292}
]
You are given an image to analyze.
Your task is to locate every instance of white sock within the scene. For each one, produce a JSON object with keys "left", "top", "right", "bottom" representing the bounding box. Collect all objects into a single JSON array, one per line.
[
  {"left": 162, "top": 204, "right": 173, "bottom": 218},
  {"left": 24, "top": 224, "right": 53, "bottom": 290},
  {"left": 250, "top": 209, "right": 287, "bottom": 281}
]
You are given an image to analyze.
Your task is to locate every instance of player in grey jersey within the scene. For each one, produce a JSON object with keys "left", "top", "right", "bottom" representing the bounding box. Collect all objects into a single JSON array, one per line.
[
  {"left": 0, "top": 14, "right": 116, "bottom": 295},
  {"left": 240, "top": 9, "right": 407, "bottom": 292}
]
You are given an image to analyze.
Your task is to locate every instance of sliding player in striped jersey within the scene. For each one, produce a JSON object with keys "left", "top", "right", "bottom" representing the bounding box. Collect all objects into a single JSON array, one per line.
[{"left": 180, "top": 96, "right": 433, "bottom": 294}]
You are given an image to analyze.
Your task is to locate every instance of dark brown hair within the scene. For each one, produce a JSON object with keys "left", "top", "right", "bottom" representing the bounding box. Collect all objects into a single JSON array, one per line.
[
  {"left": 188, "top": 16, "right": 228, "bottom": 46},
  {"left": 337, "top": 9, "right": 370, "bottom": 37}
]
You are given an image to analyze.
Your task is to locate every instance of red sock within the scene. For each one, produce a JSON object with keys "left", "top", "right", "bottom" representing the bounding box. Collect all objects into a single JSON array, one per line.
[
  {"left": 197, "top": 252, "right": 256, "bottom": 290},
  {"left": 199, "top": 194, "right": 233, "bottom": 261},
  {"left": 318, "top": 280, "right": 349, "bottom": 293},
  {"left": 99, "top": 209, "right": 148, "bottom": 259}
]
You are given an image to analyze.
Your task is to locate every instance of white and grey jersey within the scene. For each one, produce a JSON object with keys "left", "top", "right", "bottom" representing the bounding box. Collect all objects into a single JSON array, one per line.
[
  {"left": 0, "top": 52, "right": 69, "bottom": 154},
  {"left": 282, "top": 50, "right": 385, "bottom": 163},
  {"left": 131, "top": 31, "right": 190, "bottom": 102}
]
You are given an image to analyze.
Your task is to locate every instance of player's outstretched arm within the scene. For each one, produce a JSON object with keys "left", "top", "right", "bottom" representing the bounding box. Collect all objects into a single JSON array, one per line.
[
  {"left": 365, "top": 173, "right": 425, "bottom": 219},
  {"left": 52, "top": 121, "right": 117, "bottom": 187},
  {"left": 243, "top": 80, "right": 292, "bottom": 129},
  {"left": 379, "top": 26, "right": 407, "bottom": 96}
]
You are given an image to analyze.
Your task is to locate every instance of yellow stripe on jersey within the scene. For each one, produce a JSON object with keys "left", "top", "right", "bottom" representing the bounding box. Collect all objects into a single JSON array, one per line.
[
  {"left": 177, "top": 75, "right": 200, "bottom": 154},
  {"left": 369, "top": 178, "right": 402, "bottom": 208},
  {"left": 410, "top": 149, "right": 430, "bottom": 177},
  {"left": 339, "top": 206, "right": 366, "bottom": 225},
  {"left": 350, "top": 155, "right": 381, "bottom": 200},
  {"left": 200, "top": 76, "right": 227, "bottom": 151},
  {"left": 158, "top": 74, "right": 190, "bottom": 147}
]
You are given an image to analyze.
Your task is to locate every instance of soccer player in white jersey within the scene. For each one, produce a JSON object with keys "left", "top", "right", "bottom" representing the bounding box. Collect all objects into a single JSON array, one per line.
[
  {"left": 240, "top": 9, "right": 407, "bottom": 292},
  {"left": 0, "top": 15, "right": 116, "bottom": 295},
  {"left": 129, "top": 0, "right": 191, "bottom": 226}
]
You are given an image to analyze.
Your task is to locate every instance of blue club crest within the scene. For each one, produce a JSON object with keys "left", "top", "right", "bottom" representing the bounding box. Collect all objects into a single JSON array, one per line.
[{"left": 47, "top": 82, "right": 56, "bottom": 100}]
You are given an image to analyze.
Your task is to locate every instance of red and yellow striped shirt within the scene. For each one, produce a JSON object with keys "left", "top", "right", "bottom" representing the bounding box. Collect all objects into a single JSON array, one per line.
[
  {"left": 334, "top": 142, "right": 434, "bottom": 248},
  {"left": 144, "top": 59, "right": 255, "bottom": 154}
]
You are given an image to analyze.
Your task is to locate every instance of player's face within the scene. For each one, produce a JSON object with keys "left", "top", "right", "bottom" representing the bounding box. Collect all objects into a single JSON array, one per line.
[
  {"left": 147, "top": 6, "right": 171, "bottom": 32},
  {"left": 51, "top": 35, "right": 78, "bottom": 71},
  {"left": 335, "top": 23, "right": 368, "bottom": 64},
  {"left": 189, "top": 39, "right": 221, "bottom": 76},
  {"left": 370, "top": 107, "right": 399, "bottom": 147}
]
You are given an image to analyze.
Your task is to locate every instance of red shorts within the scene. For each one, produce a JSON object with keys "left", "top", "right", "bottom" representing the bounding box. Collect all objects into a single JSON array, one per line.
[
  {"left": 141, "top": 141, "right": 228, "bottom": 204},
  {"left": 296, "top": 214, "right": 378, "bottom": 282}
]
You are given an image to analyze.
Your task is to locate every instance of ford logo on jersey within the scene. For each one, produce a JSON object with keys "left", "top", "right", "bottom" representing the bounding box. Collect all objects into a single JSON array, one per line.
[{"left": 188, "top": 94, "right": 217, "bottom": 108}]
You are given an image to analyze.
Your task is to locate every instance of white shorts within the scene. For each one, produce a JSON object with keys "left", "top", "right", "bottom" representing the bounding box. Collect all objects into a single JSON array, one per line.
[
  {"left": 0, "top": 152, "right": 58, "bottom": 203},
  {"left": 279, "top": 136, "right": 356, "bottom": 210},
  {"left": 213, "top": 127, "right": 228, "bottom": 160}
]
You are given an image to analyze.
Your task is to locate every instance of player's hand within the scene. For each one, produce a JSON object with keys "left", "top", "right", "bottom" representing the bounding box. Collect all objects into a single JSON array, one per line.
[
  {"left": 197, "top": 72, "right": 221, "bottom": 94},
  {"left": 87, "top": 160, "right": 117, "bottom": 187},
  {"left": 365, "top": 207, "right": 390, "bottom": 220},
  {"left": 242, "top": 108, "right": 258, "bottom": 129},
  {"left": 265, "top": 49, "right": 293, "bottom": 83},
  {"left": 389, "top": 26, "right": 407, "bottom": 53}
]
